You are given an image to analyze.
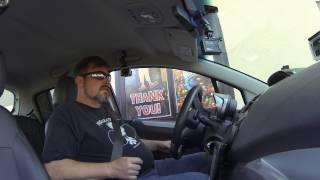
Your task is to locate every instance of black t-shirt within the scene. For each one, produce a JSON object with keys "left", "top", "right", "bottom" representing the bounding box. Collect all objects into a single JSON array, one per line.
[{"left": 42, "top": 102, "right": 154, "bottom": 173}]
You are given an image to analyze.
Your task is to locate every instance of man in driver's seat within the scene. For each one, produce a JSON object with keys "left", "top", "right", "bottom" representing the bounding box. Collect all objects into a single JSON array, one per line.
[{"left": 43, "top": 56, "right": 210, "bottom": 180}]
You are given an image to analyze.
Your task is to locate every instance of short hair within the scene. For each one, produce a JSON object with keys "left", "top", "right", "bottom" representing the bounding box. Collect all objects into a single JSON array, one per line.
[{"left": 73, "top": 56, "right": 110, "bottom": 76}]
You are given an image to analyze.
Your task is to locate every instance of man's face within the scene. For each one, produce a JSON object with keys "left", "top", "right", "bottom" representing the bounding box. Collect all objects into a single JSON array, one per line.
[{"left": 80, "top": 64, "right": 112, "bottom": 104}]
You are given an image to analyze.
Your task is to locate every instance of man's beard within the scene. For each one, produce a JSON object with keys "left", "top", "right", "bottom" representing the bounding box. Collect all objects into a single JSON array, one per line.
[
  {"left": 95, "top": 86, "right": 111, "bottom": 104},
  {"left": 95, "top": 91, "right": 109, "bottom": 103}
]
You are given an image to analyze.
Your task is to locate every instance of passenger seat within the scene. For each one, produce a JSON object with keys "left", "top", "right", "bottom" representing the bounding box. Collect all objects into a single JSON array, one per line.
[
  {"left": 15, "top": 115, "right": 45, "bottom": 158},
  {"left": 0, "top": 53, "right": 49, "bottom": 180}
]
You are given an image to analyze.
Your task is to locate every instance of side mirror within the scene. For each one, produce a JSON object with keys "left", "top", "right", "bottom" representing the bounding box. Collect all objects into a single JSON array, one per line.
[
  {"left": 214, "top": 93, "right": 237, "bottom": 120},
  {"left": 309, "top": 31, "right": 320, "bottom": 61},
  {"left": 267, "top": 66, "right": 302, "bottom": 86}
]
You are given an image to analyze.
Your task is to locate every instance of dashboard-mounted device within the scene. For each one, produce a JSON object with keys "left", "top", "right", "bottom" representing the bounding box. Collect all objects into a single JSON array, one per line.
[
  {"left": 173, "top": 0, "right": 222, "bottom": 56},
  {"left": 119, "top": 50, "right": 133, "bottom": 77}
]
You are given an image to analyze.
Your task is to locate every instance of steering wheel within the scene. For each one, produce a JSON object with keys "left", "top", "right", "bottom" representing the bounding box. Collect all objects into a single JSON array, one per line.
[{"left": 171, "top": 85, "right": 203, "bottom": 159}]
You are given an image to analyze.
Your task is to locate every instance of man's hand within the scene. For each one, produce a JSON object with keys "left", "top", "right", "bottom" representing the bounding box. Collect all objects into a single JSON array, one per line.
[
  {"left": 108, "top": 157, "right": 143, "bottom": 180},
  {"left": 141, "top": 139, "right": 171, "bottom": 153},
  {"left": 158, "top": 140, "right": 171, "bottom": 153}
]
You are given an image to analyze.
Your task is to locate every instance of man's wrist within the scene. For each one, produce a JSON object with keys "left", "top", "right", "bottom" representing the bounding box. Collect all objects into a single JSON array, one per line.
[
  {"left": 152, "top": 140, "right": 164, "bottom": 151},
  {"left": 157, "top": 140, "right": 165, "bottom": 150},
  {"left": 103, "top": 162, "right": 115, "bottom": 178}
]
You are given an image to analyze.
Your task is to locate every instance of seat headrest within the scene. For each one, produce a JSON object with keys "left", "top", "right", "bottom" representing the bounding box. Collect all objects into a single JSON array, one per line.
[
  {"left": 53, "top": 75, "right": 77, "bottom": 106},
  {"left": 0, "top": 52, "right": 6, "bottom": 97}
]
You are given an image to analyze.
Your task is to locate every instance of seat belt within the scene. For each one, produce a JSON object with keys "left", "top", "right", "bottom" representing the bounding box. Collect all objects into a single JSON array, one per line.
[{"left": 103, "top": 103, "right": 123, "bottom": 161}]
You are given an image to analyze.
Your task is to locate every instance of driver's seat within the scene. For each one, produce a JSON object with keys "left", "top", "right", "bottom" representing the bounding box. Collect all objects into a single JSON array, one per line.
[{"left": 0, "top": 55, "right": 49, "bottom": 180}]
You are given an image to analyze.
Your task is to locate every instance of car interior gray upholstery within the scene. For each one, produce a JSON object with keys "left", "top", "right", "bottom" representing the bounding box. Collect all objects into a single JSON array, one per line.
[
  {"left": 230, "top": 62, "right": 320, "bottom": 162},
  {"left": 15, "top": 115, "right": 45, "bottom": 158},
  {"left": 1, "top": 0, "right": 181, "bottom": 87},
  {"left": 11, "top": 75, "right": 75, "bottom": 141},
  {"left": 35, "top": 91, "right": 54, "bottom": 122},
  {"left": 1, "top": 0, "right": 267, "bottom": 108},
  {"left": 2, "top": 0, "right": 266, "bottom": 95},
  {"left": 0, "top": 57, "right": 49, "bottom": 180},
  {"left": 44, "top": 75, "right": 77, "bottom": 135},
  {"left": 53, "top": 75, "right": 77, "bottom": 107}
]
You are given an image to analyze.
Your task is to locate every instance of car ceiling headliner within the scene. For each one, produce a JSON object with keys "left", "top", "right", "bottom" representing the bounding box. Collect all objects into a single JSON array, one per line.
[{"left": 0, "top": 0, "right": 183, "bottom": 87}]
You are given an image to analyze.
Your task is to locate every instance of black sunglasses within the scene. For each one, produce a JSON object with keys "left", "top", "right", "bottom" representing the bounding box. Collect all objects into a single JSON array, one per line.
[{"left": 80, "top": 71, "right": 111, "bottom": 80}]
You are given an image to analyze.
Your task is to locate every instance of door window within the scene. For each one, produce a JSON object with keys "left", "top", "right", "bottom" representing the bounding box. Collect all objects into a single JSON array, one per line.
[
  {"left": 173, "top": 70, "right": 216, "bottom": 111},
  {"left": 113, "top": 68, "right": 216, "bottom": 121},
  {"left": 0, "top": 89, "right": 15, "bottom": 112}
]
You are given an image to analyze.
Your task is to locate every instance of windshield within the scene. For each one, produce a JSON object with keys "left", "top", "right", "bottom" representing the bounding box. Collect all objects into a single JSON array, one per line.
[{"left": 213, "top": 0, "right": 320, "bottom": 82}]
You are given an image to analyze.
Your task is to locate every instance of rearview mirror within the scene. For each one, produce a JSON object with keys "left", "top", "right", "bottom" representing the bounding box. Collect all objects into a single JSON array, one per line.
[
  {"left": 120, "top": 67, "right": 132, "bottom": 77},
  {"left": 173, "top": 0, "right": 222, "bottom": 56}
]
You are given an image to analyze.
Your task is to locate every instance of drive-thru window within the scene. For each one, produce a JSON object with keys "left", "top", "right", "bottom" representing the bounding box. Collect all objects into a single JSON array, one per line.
[{"left": 112, "top": 68, "right": 216, "bottom": 121}]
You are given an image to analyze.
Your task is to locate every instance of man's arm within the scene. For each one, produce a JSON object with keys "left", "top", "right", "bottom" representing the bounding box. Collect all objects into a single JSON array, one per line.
[
  {"left": 141, "top": 139, "right": 171, "bottom": 152},
  {"left": 45, "top": 157, "right": 143, "bottom": 180}
]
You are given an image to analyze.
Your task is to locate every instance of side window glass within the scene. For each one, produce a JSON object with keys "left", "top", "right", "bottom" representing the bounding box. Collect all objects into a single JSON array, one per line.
[
  {"left": 173, "top": 70, "right": 216, "bottom": 111},
  {"left": 110, "top": 72, "right": 116, "bottom": 95},
  {"left": 113, "top": 68, "right": 216, "bottom": 121},
  {"left": 123, "top": 68, "right": 172, "bottom": 120},
  {"left": 0, "top": 89, "right": 15, "bottom": 111},
  {"left": 234, "top": 88, "right": 245, "bottom": 109},
  {"left": 49, "top": 89, "right": 55, "bottom": 104}
]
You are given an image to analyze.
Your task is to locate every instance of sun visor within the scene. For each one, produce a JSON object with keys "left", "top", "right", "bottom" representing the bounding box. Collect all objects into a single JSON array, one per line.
[{"left": 165, "top": 28, "right": 198, "bottom": 63}]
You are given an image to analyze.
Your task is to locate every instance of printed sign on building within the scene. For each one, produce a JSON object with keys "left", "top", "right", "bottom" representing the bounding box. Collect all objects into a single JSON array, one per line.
[{"left": 124, "top": 68, "right": 172, "bottom": 120}]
